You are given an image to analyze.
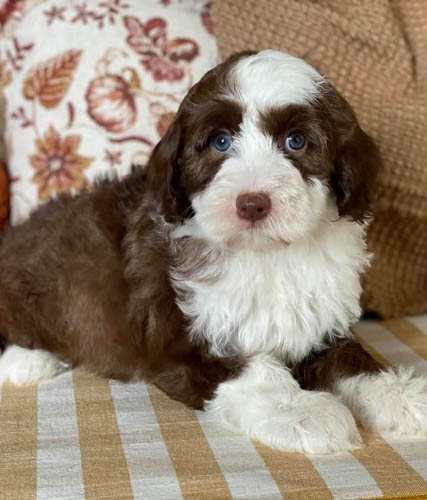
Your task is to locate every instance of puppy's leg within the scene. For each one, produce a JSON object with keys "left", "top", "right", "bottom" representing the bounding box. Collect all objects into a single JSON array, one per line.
[
  {"left": 0, "top": 345, "right": 68, "bottom": 385},
  {"left": 294, "top": 338, "right": 427, "bottom": 438},
  {"left": 207, "top": 353, "right": 361, "bottom": 454}
]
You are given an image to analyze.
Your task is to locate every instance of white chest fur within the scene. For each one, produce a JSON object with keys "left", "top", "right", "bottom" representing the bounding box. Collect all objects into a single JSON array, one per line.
[{"left": 172, "top": 219, "right": 369, "bottom": 363}]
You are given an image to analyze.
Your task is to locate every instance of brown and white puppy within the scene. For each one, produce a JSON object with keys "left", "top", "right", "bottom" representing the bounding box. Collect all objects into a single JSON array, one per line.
[{"left": 0, "top": 50, "right": 426, "bottom": 453}]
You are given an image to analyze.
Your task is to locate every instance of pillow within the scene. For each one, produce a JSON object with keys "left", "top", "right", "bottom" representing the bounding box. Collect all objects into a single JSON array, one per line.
[
  {"left": 0, "top": 0, "right": 217, "bottom": 224},
  {"left": 212, "top": 0, "right": 427, "bottom": 318}
]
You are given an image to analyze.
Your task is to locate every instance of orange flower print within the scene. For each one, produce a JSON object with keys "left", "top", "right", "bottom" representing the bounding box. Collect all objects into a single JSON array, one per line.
[{"left": 30, "top": 126, "right": 93, "bottom": 200}]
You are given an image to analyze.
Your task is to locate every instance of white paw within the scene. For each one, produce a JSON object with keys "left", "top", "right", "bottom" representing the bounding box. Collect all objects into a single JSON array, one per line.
[
  {"left": 208, "top": 354, "right": 362, "bottom": 454},
  {"left": 250, "top": 391, "right": 362, "bottom": 454},
  {"left": 337, "top": 366, "right": 427, "bottom": 438},
  {"left": 0, "top": 345, "right": 68, "bottom": 385}
]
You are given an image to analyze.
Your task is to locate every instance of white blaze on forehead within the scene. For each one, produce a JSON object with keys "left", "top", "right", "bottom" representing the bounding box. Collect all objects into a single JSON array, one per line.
[{"left": 230, "top": 49, "right": 324, "bottom": 110}]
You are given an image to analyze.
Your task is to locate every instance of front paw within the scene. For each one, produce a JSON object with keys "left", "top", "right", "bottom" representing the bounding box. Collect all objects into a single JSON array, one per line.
[
  {"left": 339, "top": 366, "right": 427, "bottom": 438},
  {"left": 251, "top": 391, "right": 362, "bottom": 454}
]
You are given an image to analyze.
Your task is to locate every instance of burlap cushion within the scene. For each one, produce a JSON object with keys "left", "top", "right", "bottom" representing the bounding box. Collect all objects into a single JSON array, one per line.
[{"left": 212, "top": 0, "right": 427, "bottom": 318}]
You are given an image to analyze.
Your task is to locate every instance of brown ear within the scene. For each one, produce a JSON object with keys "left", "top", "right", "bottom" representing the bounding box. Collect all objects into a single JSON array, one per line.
[
  {"left": 146, "top": 118, "right": 193, "bottom": 222},
  {"left": 324, "top": 88, "right": 382, "bottom": 222},
  {"left": 331, "top": 123, "right": 381, "bottom": 222}
]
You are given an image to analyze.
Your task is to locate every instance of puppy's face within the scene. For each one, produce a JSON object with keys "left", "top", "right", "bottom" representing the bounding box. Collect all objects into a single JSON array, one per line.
[{"left": 148, "top": 50, "right": 381, "bottom": 247}]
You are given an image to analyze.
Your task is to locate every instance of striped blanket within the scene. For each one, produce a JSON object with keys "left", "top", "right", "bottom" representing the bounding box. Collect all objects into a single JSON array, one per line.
[{"left": 1, "top": 317, "right": 426, "bottom": 499}]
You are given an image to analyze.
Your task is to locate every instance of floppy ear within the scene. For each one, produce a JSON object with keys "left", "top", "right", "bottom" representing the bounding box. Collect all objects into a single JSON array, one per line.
[
  {"left": 146, "top": 118, "right": 193, "bottom": 222},
  {"left": 331, "top": 123, "right": 382, "bottom": 222},
  {"left": 327, "top": 90, "right": 382, "bottom": 223}
]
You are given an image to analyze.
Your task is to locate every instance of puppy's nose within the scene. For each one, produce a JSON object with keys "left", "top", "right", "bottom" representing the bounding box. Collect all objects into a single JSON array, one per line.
[{"left": 236, "top": 192, "right": 271, "bottom": 221}]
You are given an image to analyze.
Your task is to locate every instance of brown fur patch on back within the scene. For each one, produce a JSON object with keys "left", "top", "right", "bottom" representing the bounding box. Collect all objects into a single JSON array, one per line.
[{"left": 0, "top": 51, "right": 251, "bottom": 408}]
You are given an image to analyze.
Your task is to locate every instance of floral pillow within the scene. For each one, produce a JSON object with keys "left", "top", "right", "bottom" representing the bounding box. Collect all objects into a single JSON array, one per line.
[{"left": 0, "top": 0, "right": 217, "bottom": 224}]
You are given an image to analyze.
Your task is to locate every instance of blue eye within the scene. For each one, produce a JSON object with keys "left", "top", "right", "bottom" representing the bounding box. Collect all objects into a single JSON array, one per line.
[
  {"left": 285, "top": 133, "right": 306, "bottom": 152},
  {"left": 213, "top": 132, "right": 232, "bottom": 152}
]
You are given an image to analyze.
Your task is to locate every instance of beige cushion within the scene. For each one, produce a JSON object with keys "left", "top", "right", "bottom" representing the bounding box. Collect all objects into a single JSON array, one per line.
[
  {"left": 1, "top": 314, "right": 427, "bottom": 498},
  {"left": 212, "top": 0, "right": 427, "bottom": 318}
]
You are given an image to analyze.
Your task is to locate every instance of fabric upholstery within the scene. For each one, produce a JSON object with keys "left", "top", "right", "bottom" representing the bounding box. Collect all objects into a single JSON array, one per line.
[
  {"left": 0, "top": 316, "right": 427, "bottom": 499},
  {"left": 212, "top": 0, "right": 427, "bottom": 319}
]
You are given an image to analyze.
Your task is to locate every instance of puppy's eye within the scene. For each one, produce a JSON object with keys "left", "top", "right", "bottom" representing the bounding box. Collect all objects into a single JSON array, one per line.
[
  {"left": 213, "top": 132, "right": 232, "bottom": 153},
  {"left": 284, "top": 133, "right": 306, "bottom": 153}
]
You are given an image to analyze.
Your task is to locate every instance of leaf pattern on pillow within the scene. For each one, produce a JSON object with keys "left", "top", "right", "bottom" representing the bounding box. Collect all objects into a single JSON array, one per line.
[
  {"left": 123, "top": 16, "right": 199, "bottom": 82},
  {"left": 22, "top": 49, "right": 82, "bottom": 108}
]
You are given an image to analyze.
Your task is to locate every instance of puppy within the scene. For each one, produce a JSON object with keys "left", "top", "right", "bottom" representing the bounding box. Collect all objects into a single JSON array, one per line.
[{"left": 0, "top": 50, "right": 426, "bottom": 454}]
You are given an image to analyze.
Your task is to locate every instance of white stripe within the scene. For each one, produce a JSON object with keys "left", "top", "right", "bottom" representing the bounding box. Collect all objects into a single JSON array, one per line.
[
  {"left": 385, "top": 437, "right": 427, "bottom": 481},
  {"left": 109, "top": 379, "right": 182, "bottom": 500},
  {"left": 407, "top": 315, "right": 427, "bottom": 336},
  {"left": 196, "top": 410, "right": 282, "bottom": 499},
  {"left": 37, "top": 370, "right": 84, "bottom": 500},
  {"left": 310, "top": 454, "right": 382, "bottom": 499},
  {"left": 354, "top": 321, "right": 427, "bottom": 370}
]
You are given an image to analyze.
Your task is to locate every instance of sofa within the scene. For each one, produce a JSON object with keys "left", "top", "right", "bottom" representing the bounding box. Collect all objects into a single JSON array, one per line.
[{"left": 0, "top": 1, "right": 426, "bottom": 499}]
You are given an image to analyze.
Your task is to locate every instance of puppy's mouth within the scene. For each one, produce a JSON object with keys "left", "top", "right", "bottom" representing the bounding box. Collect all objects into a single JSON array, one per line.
[{"left": 233, "top": 218, "right": 291, "bottom": 247}]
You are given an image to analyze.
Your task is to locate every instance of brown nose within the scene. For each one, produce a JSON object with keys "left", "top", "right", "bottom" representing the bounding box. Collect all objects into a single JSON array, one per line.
[{"left": 236, "top": 192, "right": 271, "bottom": 221}]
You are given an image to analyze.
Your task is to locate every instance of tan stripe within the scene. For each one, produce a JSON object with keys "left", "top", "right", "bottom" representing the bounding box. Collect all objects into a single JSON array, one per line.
[
  {"left": 0, "top": 383, "right": 38, "bottom": 500},
  {"left": 355, "top": 334, "right": 390, "bottom": 368},
  {"left": 72, "top": 369, "right": 133, "bottom": 500},
  {"left": 147, "top": 383, "right": 232, "bottom": 500},
  {"left": 253, "top": 442, "right": 333, "bottom": 500},
  {"left": 352, "top": 429, "right": 427, "bottom": 497},
  {"left": 382, "top": 318, "right": 427, "bottom": 361}
]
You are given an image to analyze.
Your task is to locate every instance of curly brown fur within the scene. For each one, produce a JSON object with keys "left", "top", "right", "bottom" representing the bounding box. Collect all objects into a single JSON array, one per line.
[{"left": 0, "top": 165, "right": 245, "bottom": 408}]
